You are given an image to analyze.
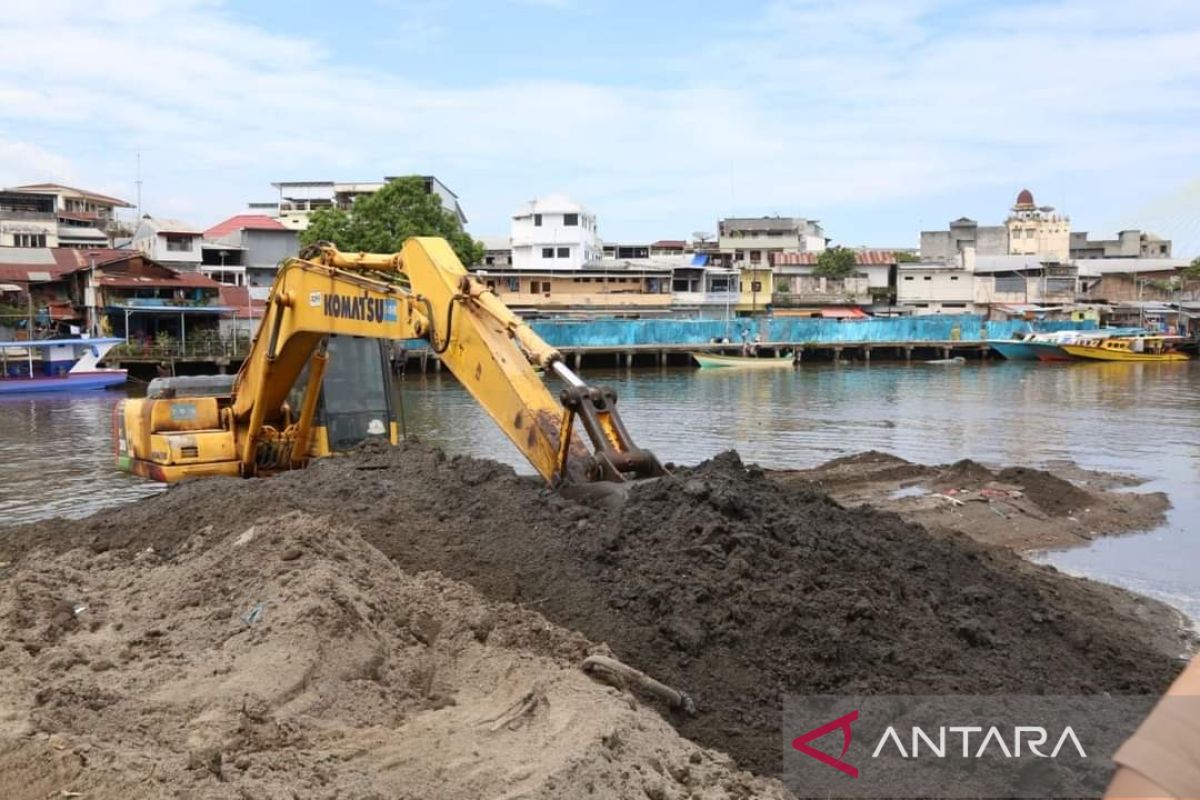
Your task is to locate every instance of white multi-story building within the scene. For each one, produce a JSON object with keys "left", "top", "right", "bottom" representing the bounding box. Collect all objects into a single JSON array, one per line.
[
  {"left": 510, "top": 195, "right": 599, "bottom": 270},
  {"left": 130, "top": 216, "right": 204, "bottom": 270},
  {"left": 250, "top": 176, "right": 467, "bottom": 231}
]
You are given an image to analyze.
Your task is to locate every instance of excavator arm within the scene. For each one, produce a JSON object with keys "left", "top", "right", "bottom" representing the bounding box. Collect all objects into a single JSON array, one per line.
[{"left": 117, "top": 237, "right": 664, "bottom": 487}]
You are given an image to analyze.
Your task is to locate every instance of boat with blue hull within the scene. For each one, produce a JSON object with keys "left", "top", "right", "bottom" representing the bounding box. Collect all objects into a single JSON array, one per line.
[
  {"left": 988, "top": 328, "right": 1141, "bottom": 362},
  {"left": 0, "top": 338, "right": 127, "bottom": 394}
]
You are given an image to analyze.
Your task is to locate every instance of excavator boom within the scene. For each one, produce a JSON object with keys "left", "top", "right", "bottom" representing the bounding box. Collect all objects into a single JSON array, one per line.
[{"left": 115, "top": 237, "right": 665, "bottom": 487}]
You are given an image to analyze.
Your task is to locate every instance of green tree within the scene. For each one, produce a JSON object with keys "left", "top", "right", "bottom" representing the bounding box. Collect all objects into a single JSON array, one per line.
[
  {"left": 1184, "top": 256, "right": 1200, "bottom": 280},
  {"left": 894, "top": 250, "right": 920, "bottom": 263},
  {"left": 299, "top": 176, "right": 484, "bottom": 265},
  {"left": 812, "top": 246, "right": 859, "bottom": 278}
]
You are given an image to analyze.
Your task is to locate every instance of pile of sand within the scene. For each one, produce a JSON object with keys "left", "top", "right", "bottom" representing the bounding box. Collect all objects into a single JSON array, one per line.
[
  {"left": 0, "top": 511, "right": 789, "bottom": 799},
  {"left": 1, "top": 441, "right": 1189, "bottom": 781}
]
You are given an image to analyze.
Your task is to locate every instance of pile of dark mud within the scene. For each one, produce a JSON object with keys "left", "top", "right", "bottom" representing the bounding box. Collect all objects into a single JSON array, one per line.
[{"left": 3, "top": 441, "right": 1187, "bottom": 777}]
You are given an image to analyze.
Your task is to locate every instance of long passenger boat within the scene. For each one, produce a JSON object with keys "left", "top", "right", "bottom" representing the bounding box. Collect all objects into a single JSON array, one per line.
[
  {"left": 1060, "top": 336, "right": 1190, "bottom": 363},
  {"left": 0, "top": 337, "right": 127, "bottom": 393}
]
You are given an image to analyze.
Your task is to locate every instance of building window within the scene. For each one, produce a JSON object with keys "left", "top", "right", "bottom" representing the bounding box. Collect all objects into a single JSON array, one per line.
[
  {"left": 534, "top": 214, "right": 542, "bottom": 227},
  {"left": 506, "top": 277, "right": 519, "bottom": 291},
  {"left": 563, "top": 213, "right": 578, "bottom": 226},
  {"left": 486, "top": 280, "right": 496, "bottom": 290},
  {"left": 529, "top": 281, "right": 538, "bottom": 293},
  {"left": 557, "top": 247, "right": 569, "bottom": 258},
  {"left": 542, "top": 282, "right": 551, "bottom": 293},
  {"left": 542, "top": 247, "right": 554, "bottom": 258},
  {"left": 485, "top": 256, "right": 495, "bottom": 265},
  {"left": 950, "top": 276, "right": 959, "bottom": 281},
  {"left": 165, "top": 235, "right": 193, "bottom": 252},
  {"left": 13, "top": 233, "right": 46, "bottom": 248},
  {"left": 903, "top": 275, "right": 914, "bottom": 281},
  {"left": 923, "top": 276, "right": 932, "bottom": 281}
]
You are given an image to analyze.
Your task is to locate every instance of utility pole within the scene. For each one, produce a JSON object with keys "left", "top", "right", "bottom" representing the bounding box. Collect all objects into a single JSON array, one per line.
[{"left": 135, "top": 151, "right": 143, "bottom": 218}]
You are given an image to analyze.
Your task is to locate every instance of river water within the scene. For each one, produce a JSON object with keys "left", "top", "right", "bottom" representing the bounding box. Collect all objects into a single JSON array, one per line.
[{"left": 1, "top": 361, "right": 1197, "bottom": 621}]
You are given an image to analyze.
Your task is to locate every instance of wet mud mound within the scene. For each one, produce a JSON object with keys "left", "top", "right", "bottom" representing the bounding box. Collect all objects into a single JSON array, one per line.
[
  {"left": 995, "top": 466, "right": 1094, "bottom": 517},
  {"left": 3, "top": 442, "right": 1186, "bottom": 778},
  {"left": 0, "top": 511, "right": 788, "bottom": 799},
  {"left": 777, "top": 451, "right": 1171, "bottom": 553}
]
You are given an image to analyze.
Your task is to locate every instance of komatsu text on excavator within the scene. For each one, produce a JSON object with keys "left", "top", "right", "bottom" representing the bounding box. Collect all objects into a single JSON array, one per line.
[{"left": 114, "top": 237, "right": 665, "bottom": 488}]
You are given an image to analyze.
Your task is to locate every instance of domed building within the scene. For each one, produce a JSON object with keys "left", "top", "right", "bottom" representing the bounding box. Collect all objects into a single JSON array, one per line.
[{"left": 1006, "top": 188, "right": 1070, "bottom": 261}]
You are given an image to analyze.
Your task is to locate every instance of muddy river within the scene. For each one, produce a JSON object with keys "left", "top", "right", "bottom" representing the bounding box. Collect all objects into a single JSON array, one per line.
[{"left": 1, "top": 359, "right": 1197, "bottom": 621}]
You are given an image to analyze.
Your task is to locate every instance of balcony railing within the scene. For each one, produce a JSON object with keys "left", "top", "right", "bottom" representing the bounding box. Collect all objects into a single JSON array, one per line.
[
  {"left": 0, "top": 209, "right": 55, "bottom": 221},
  {"left": 108, "top": 336, "right": 252, "bottom": 361}
]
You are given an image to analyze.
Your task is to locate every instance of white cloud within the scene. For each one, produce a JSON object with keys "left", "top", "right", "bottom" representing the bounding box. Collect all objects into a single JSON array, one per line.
[{"left": 0, "top": 0, "right": 1196, "bottom": 249}]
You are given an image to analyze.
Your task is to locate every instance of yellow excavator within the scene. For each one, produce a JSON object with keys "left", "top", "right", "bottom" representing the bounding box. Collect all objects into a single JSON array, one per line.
[{"left": 114, "top": 237, "right": 665, "bottom": 489}]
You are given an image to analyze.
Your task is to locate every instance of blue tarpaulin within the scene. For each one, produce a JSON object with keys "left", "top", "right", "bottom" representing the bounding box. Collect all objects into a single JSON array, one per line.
[{"left": 690, "top": 253, "right": 709, "bottom": 266}]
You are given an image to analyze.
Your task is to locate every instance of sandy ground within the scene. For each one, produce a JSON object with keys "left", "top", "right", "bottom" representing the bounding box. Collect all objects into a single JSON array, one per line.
[
  {"left": 1, "top": 441, "right": 1191, "bottom": 784},
  {"left": 0, "top": 511, "right": 790, "bottom": 800}
]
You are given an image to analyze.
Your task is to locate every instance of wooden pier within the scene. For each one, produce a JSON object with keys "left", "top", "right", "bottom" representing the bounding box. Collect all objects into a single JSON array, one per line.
[{"left": 393, "top": 340, "right": 996, "bottom": 373}]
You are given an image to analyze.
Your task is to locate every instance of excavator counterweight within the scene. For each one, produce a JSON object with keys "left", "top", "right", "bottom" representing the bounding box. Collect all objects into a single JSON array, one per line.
[{"left": 114, "top": 238, "right": 665, "bottom": 488}]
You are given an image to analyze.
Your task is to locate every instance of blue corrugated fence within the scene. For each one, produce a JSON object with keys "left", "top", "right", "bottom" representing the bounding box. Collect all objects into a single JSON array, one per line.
[{"left": 526, "top": 315, "right": 1092, "bottom": 349}]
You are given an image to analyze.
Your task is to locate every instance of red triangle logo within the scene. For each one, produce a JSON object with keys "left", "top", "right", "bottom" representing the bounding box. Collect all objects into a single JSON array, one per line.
[{"left": 791, "top": 709, "right": 859, "bottom": 778}]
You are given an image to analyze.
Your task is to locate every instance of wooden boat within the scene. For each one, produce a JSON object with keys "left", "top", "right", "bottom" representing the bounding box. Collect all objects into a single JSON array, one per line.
[
  {"left": 691, "top": 352, "right": 796, "bottom": 369},
  {"left": 1059, "top": 336, "right": 1190, "bottom": 362}
]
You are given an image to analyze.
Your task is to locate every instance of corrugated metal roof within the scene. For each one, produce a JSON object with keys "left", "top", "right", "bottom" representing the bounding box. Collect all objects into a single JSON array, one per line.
[
  {"left": 773, "top": 250, "right": 895, "bottom": 266},
  {"left": 139, "top": 217, "right": 202, "bottom": 235},
  {"left": 0, "top": 248, "right": 56, "bottom": 265},
  {"left": 972, "top": 254, "right": 1045, "bottom": 273},
  {"left": 98, "top": 272, "right": 219, "bottom": 289},
  {"left": 204, "top": 214, "right": 288, "bottom": 239},
  {"left": 10, "top": 183, "right": 133, "bottom": 207}
]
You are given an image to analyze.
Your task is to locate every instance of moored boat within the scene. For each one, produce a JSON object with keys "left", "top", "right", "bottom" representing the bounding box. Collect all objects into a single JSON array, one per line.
[
  {"left": 0, "top": 337, "right": 127, "bottom": 394},
  {"left": 988, "top": 328, "right": 1141, "bottom": 362},
  {"left": 988, "top": 338, "right": 1073, "bottom": 362},
  {"left": 691, "top": 351, "right": 795, "bottom": 369},
  {"left": 1059, "top": 336, "right": 1190, "bottom": 362}
]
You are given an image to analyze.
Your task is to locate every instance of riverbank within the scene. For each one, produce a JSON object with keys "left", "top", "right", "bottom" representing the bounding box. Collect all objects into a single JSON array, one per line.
[
  {"left": 773, "top": 451, "right": 1171, "bottom": 553},
  {"left": 0, "top": 441, "right": 1192, "bottom": 796}
]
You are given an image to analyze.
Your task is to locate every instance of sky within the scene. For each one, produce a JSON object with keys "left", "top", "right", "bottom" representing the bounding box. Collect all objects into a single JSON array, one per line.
[{"left": 2, "top": 0, "right": 1200, "bottom": 253}]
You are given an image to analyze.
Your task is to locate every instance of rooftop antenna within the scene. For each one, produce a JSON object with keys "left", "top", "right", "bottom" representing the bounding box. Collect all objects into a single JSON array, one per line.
[{"left": 135, "top": 151, "right": 143, "bottom": 217}]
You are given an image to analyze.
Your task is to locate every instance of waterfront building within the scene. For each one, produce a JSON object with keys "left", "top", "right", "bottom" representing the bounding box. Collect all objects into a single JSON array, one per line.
[
  {"left": 920, "top": 217, "right": 1009, "bottom": 263},
  {"left": 669, "top": 257, "right": 740, "bottom": 319},
  {"left": 202, "top": 214, "right": 300, "bottom": 291},
  {"left": 510, "top": 195, "right": 600, "bottom": 270},
  {"left": 713, "top": 216, "right": 826, "bottom": 314},
  {"left": 472, "top": 261, "right": 673, "bottom": 316},
  {"left": 1070, "top": 229, "right": 1172, "bottom": 259},
  {"left": 0, "top": 190, "right": 59, "bottom": 249},
  {"left": 0, "top": 247, "right": 223, "bottom": 342},
  {"left": 479, "top": 235, "right": 513, "bottom": 268},
  {"left": 896, "top": 256, "right": 978, "bottom": 315},
  {"left": 130, "top": 216, "right": 204, "bottom": 272},
  {"left": 921, "top": 189, "right": 1070, "bottom": 264},
  {"left": 249, "top": 176, "right": 467, "bottom": 230},
  {"left": 1076, "top": 258, "right": 1195, "bottom": 303},
  {"left": 0, "top": 184, "right": 132, "bottom": 249},
  {"left": 773, "top": 250, "right": 895, "bottom": 317},
  {"left": 1005, "top": 189, "right": 1070, "bottom": 262}
]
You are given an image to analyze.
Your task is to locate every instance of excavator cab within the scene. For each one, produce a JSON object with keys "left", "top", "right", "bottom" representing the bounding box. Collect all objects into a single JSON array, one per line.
[{"left": 288, "top": 336, "right": 397, "bottom": 457}]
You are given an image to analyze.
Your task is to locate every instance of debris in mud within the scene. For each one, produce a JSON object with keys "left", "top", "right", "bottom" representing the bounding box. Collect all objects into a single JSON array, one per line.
[
  {"left": 777, "top": 451, "right": 1171, "bottom": 552},
  {"left": 0, "top": 512, "right": 790, "bottom": 799},
  {"left": 1, "top": 441, "right": 1191, "bottom": 781}
]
